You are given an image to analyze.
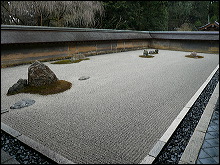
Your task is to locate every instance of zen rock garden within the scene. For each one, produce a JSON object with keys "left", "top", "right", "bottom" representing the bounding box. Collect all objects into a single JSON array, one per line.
[
  {"left": 6, "top": 50, "right": 203, "bottom": 97},
  {"left": 6, "top": 60, "right": 89, "bottom": 109},
  {"left": 5, "top": 50, "right": 202, "bottom": 109},
  {"left": 7, "top": 60, "right": 72, "bottom": 96}
]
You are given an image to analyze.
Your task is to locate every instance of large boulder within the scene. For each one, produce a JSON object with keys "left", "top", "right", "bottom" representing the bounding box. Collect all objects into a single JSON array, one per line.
[
  {"left": 7, "top": 79, "right": 28, "bottom": 95},
  {"left": 28, "top": 60, "right": 58, "bottom": 87}
]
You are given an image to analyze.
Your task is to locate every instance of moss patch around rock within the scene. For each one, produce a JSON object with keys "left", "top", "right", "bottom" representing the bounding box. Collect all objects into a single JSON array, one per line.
[
  {"left": 139, "top": 55, "right": 154, "bottom": 58},
  {"left": 185, "top": 55, "right": 204, "bottom": 58},
  {"left": 7, "top": 80, "right": 72, "bottom": 96},
  {"left": 51, "top": 58, "right": 90, "bottom": 64}
]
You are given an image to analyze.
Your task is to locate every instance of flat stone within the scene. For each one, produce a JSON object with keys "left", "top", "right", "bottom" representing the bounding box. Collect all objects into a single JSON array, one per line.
[
  {"left": 78, "top": 76, "right": 90, "bottom": 80},
  {"left": 10, "top": 99, "right": 35, "bottom": 109},
  {"left": 1, "top": 108, "right": 9, "bottom": 114}
]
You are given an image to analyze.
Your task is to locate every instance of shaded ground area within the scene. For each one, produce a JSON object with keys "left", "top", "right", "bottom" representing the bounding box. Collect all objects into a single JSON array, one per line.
[{"left": 1, "top": 50, "right": 219, "bottom": 164}]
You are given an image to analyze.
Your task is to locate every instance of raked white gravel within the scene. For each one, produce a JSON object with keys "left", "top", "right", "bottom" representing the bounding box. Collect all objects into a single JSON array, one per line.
[{"left": 1, "top": 49, "right": 219, "bottom": 164}]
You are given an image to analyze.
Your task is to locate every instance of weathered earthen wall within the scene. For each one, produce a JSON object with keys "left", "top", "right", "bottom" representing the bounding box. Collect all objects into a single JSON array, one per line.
[
  {"left": 149, "top": 39, "right": 219, "bottom": 53},
  {"left": 1, "top": 25, "right": 219, "bottom": 67},
  {"left": 1, "top": 40, "right": 149, "bottom": 66}
]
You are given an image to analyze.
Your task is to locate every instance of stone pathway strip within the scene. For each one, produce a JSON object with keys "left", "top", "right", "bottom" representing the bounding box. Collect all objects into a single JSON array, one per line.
[
  {"left": 1, "top": 109, "right": 9, "bottom": 114},
  {"left": 179, "top": 82, "right": 219, "bottom": 164},
  {"left": 196, "top": 98, "right": 219, "bottom": 164},
  {"left": 1, "top": 149, "right": 20, "bottom": 164}
]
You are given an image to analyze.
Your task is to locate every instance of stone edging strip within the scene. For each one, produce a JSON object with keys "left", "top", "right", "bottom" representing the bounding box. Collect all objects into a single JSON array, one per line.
[
  {"left": 178, "top": 82, "right": 219, "bottom": 164},
  {"left": 140, "top": 64, "right": 219, "bottom": 164},
  {"left": 1, "top": 109, "right": 9, "bottom": 114},
  {"left": 1, "top": 122, "right": 75, "bottom": 164}
]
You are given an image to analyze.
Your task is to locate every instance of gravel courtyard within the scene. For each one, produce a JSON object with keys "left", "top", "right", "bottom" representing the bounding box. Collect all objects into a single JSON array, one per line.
[{"left": 1, "top": 49, "right": 219, "bottom": 164}]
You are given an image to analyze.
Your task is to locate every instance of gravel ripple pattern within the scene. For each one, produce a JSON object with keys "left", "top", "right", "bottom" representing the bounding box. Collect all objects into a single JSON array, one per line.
[
  {"left": 1, "top": 69, "right": 218, "bottom": 164},
  {"left": 1, "top": 50, "right": 219, "bottom": 164}
]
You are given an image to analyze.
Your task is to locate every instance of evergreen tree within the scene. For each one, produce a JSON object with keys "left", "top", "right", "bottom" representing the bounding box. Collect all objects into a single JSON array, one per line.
[{"left": 101, "top": 1, "right": 168, "bottom": 31}]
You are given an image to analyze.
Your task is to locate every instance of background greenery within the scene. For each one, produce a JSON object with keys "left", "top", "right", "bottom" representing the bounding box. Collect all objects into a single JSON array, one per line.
[
  {"left": 100, "top": 1, "right": 219, "bottom": 31},
  {"left": 1, "top": 1, "right": 219, "bottom": 31}
]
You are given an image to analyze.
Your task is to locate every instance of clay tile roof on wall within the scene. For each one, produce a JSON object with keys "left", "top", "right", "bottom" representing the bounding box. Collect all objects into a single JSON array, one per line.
[
  {"left": 1, "top": 25, "right": 219, "bottom": 44},
  {"left": 1, "top": 25, "right": 152, "bottom": 44},
  {"left": 198, "top": 21, "right": 219, "bottom": 31}
]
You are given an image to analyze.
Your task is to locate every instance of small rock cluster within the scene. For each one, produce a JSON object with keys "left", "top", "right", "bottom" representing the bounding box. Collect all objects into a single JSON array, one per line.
[
  {"left": 7, "top": 61, "right": 59, "bottom": 95},
  {"left": 143, "top": 49, "right": 159, "bottom": 56},
  {"left": 190, "top": 51, "right": 197, "bottom": 57},
  {"left": 71, "top": 53, "right": 87, "bottom": 62}
]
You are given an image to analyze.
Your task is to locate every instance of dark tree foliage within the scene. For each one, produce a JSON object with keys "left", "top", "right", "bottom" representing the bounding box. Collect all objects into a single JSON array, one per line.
[
  {"left": 100, "top": 1, "right": 168, "bottom": 31},
  {"left": 209, "top": 1, "right": 219, "bottom": 23},
  {"left": 167, "top": 1, "right": 210, "bottom": 30},
  {"left": 101, "top": 1, "right": 219, "bottom": 31},
  {"left": 100, "top": 1, "right": 131, "bottom": 30},
  {"left": 139, "top": 1, "right": 168, "bottom": 31},
  {"left": 167, "top": 1, "right": 218, "bottom": 30},
  {"left": 1, "top": 1, "right": 219, "bottom": 31}
]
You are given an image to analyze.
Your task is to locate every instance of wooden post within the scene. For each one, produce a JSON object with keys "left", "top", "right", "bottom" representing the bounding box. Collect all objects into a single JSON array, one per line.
[{"left": 41, "top": 14, "right": 42, "bottom": 26}]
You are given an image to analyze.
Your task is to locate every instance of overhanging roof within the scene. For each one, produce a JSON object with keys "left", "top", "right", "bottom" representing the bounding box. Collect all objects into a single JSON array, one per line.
[
  {"left": 198, "top": 21, "right": 219, "bottom": 31},
  {"left": 1, "top": 25, "right": 219, "bottom": 44},
  {"left": 1, "top": 25, "right": 152, "bottom": 44},
  {"left": 149, "top": 31, "right": 219, "bottom": 40}
]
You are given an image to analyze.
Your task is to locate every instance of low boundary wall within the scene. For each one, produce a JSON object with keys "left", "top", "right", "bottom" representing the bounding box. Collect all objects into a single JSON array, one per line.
[
  {"left": 1, "top": 25, "right": 219, "bottom": 67},
  {"left": 149, "top": 31, "right": 219, "bottom": 53}
]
